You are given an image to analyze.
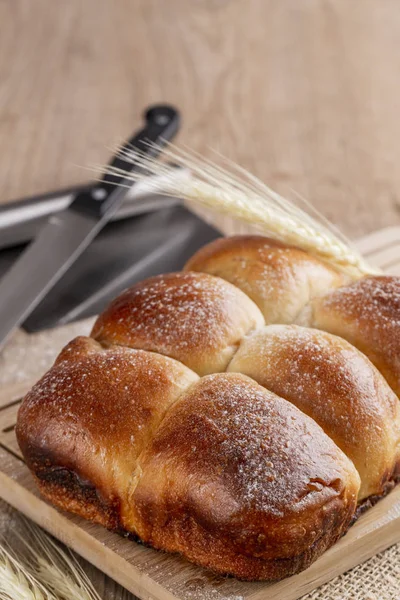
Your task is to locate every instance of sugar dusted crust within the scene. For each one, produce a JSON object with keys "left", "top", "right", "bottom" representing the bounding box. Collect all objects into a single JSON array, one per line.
[
  {"left": 131, "top": 374, "right": 359, "bottom": 579},
  {"left": 185, "top": 235, "right": 347, "bottom": 323},
  {"left": 305, "top": 276, "right": 400, "bottom": 398},
  {"left": 228, "top": 325, "right": 400, "bottom": 500},
  {"left": 91, "top": 271, "right": 265, "bottom": 376},
  {"left": 15, "top": 238, "right": 400, "bottom": 581},
  {"left": 19, "top": 368, "right": 359, "bottom": 581},
  {"left": 16, "top": 337, "right": 199, "bottom": 532}
]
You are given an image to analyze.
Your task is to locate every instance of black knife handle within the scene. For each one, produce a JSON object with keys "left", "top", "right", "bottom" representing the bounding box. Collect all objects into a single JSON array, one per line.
[{"left": 71, "top": 104, "right": 180, "bottom": 219}]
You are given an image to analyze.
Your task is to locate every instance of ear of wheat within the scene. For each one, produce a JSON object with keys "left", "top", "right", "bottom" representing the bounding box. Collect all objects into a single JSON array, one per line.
[
  {"left": 0, "top": 518, "right": 101, "bottom": 600},
  {"left": 0, "top": 544, "right": 54, "bottom": 600},
  {"left": 97, "top": 142, "right": 378, "bottom": 280}
]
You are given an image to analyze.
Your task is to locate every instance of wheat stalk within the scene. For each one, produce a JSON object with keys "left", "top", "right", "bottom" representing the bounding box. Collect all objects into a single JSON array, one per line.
[
  {"left": 1, "top": 518, "right": 102, "bottom": 600},
  {"left": 0, "top": 544, "right": 54, "bottom": 600},
  {"left": 97, "top": 142, "right": 378, "bottom": 279}
]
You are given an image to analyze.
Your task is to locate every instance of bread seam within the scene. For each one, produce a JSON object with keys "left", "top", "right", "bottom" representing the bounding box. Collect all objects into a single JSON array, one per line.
[{"left": 125, "top": 377, "right": 200, "bottom": 515}]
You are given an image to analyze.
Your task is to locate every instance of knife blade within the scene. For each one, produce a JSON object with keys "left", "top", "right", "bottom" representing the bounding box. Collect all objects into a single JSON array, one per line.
[
  {"left": 0, "top": 177, "right": 183, "bottom": 251},
  {"left": 0, "top": 104, "right": 180, "bottom": 350}
]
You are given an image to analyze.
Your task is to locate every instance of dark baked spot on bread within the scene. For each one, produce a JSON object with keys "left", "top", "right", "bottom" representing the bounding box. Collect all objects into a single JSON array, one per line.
[
  {"left": 129, "top": 498, "right": 348, "bottom": 581},
  {"left": 352, "top": 474, "right": 400, "bottom": 523},
  {"left": 35, "top": 466, "right": 122, "bottom": 530}
]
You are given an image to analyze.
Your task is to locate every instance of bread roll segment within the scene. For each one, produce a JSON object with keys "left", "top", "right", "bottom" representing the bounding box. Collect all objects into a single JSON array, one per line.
[
  {"left": 15, "top": 235, "right": 400, "bottom": 581},
  {"left": 16, "top": 337, "right": 199, "bottom": 530},
  {"left": 185, "top": 235, "right": 347, "bottom": 323},
  {"left": 16, "top": 346, "right": 359, "bottom": 580},
  {"left": 132, "top": 373, "right": 360, "bottom": 580},
  {"left": 228, "top": 325, "right": 400, "bottom": 501},
  {"left": 91, "top": 271, "right": 265, "bottom": 376},
  {"left": 297, "top": 276, "right": 400, "bottom": 398}
]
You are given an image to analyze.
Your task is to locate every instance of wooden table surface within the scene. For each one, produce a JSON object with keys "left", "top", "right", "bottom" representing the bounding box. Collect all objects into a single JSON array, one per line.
[{"left": 2, "top": 1, "right": 400, "bottom": 598}]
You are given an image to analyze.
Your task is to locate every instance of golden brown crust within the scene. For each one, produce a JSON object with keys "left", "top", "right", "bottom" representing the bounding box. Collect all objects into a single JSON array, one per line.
[
  {"left": 299, "top": 276, "right": 400, "bottom": 398},
  {"left": 91, "top": 271, "right": 265, "bottom": 376},
  {"left": 228, "top": 325, "right": 400, "bottom": 500},
  {"left": 127, "top": 497, "right": 350, "bottom": 581},
  {"left": 17, "top": 245, "right": 400, "bottom": 581},
  {"left": 131, "top": 374, "right": 360, "bottom": 579},
  {"left": 17, "top": 351, "right": 360, "bottom": 580},
  {"left": 16, "top": 337, "right": 198, "bottom": 530},
  {"left": 184, "top": 236, "right": 347, "bottom": 323}
]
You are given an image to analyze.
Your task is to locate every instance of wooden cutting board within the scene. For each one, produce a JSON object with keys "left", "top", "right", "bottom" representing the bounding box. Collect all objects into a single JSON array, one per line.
[{"left": 1, "top": 225, "right": 400, "bottom": 600}]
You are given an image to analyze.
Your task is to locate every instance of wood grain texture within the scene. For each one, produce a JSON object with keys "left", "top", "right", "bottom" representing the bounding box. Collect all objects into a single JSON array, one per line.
[{"left": 1, "top": 0, "right": 400, "bottom": 237}]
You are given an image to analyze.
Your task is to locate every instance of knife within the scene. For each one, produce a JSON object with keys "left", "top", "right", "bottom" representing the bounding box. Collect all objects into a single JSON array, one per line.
[
  {"left": 0, "top": 181, "right": 182, "bottom": 250},
  {"left": 0, "top": 104, "right": 180, "bottom": 350}
]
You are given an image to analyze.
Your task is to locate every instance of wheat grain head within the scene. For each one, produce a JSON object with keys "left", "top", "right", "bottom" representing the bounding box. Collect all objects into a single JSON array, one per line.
[{"left": 97, "top": 142, "right": 378, "bottom": 280}]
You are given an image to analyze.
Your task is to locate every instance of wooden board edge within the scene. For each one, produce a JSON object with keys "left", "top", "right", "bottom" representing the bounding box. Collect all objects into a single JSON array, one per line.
[
  {"left": 0, "top": 464, "right": 179, "bottom": 600},
  {"left": 249, "top": 486, "right": 400, "bottom": 600}
]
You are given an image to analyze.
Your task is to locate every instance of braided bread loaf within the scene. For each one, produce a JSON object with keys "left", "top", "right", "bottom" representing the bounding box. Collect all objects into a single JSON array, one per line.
[{"left": 16, "top": 235, "right": 400, "bottom": 581}]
